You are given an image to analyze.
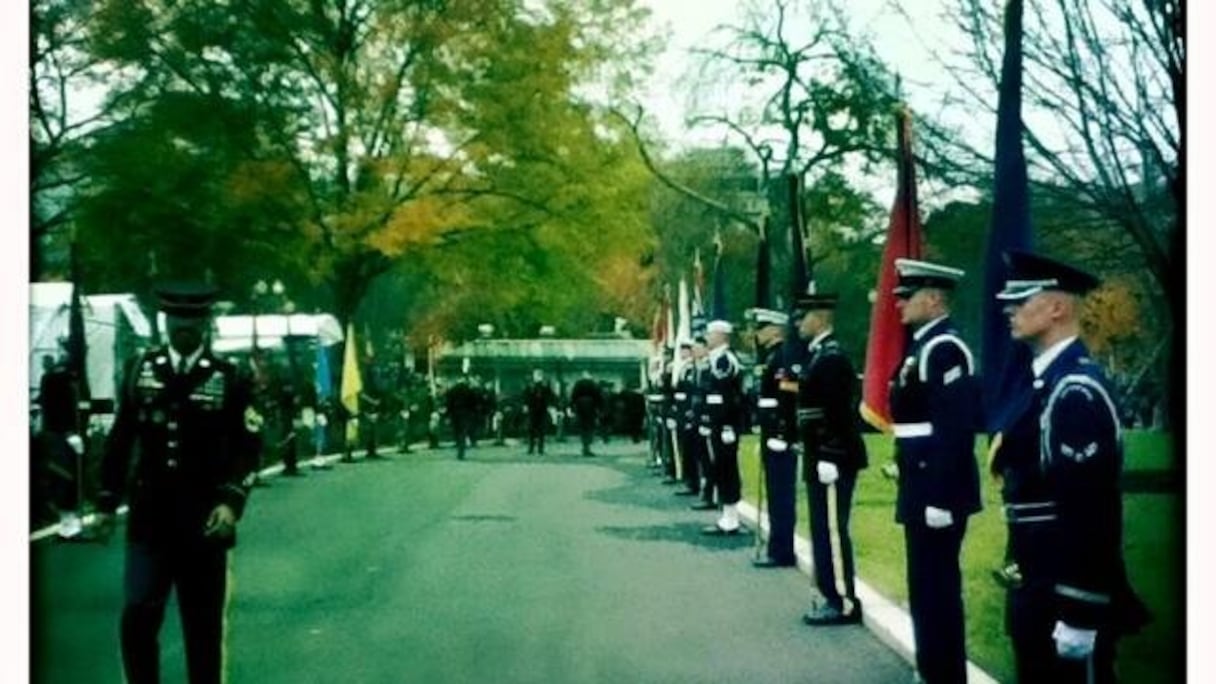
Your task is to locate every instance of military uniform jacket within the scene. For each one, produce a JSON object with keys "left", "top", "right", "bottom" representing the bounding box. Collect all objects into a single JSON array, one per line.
[
  {"left": 703, "top": 345, "right": 744, "bottom": 433},
  {"left": 756, "top": 340, "right": 803, "bottom": 445},
  {"left": 570, "top": 378, "right": 604, "bottom": 418},
  {"left": 990, "top": 338, "right": 1145, "bottom": 632},
  {"left": 99, "top": 347, "right": 260, "bottom": 550},
  {"left": 674, "top": 361, "right": 699, "bottom": 431},
  {"left": 523, "top": 382, "right": 555, "bottom": 418},
  {"left": 797, "top": 332, "right": 867, "bottom": 477},
  {"left": 890, "top": 317, "right": 981, "bottom": 524}
]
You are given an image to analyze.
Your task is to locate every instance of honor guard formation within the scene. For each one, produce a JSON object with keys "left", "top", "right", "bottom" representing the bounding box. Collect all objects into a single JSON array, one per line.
[
  {"left": 637, "top": 238, "right": 1149, "bottom": 684},
  {"left": 31, "top": 242, "right": 1153, "bottom": 684}
]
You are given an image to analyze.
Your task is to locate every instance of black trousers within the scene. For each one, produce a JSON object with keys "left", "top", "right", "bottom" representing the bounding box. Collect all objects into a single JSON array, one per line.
[
  {"left": 698, "top": 432, "right": 717, "bottom": 504},
  {"left": 678, "top": 427, "right": 700, "bottom": 492},
  {"left": 280, "top": 430, "right": 299, "bottom": 472},
  {"left": 761, "top": 443, "right": 797, "bottom": 564},
  {"left": 576, "top": 415, "right": 596, "bottom": 454},
  {"left": 808, "top": 467, "right": 858, "bottom": 605},
  {"left": 451, "top": 417, "right": 471, "bottom": 459},
  {"left": 1009, "top": 582, "right": 1119, "bottom": 683},
  {"left": 904, "top": 521, "right": 969, "bottom": 684},
  {"left": 526, "top": 415, "right": 547, "bottom": 454},
  {"left": 121, "top": 542, "right": 229, "bottom": 684},
  {"left": 713, "top": 433, "right": 740, "bottom": 505}
]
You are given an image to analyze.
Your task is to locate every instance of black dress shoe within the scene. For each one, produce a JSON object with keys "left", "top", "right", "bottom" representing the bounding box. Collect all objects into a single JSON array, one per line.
[
  {"left": 752, "top": 557, "right": 796, "bottom": 569},
  {"left": 282, "top": 469, "right": 305, "bottom": 477},
  {"left": 803, "top": 603, "right": 862, "bottom": 626},
  {"left": 674, "top": 488, "right": 699, "bottom": 497},
  {"left": 689, "top": 502, "right": 718, "bottom": 511}
]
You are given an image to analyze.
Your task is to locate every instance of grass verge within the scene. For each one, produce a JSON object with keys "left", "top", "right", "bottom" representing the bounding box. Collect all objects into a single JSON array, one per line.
[{"left": 738, "top": 430, "right": 1181, "bottom": 683}]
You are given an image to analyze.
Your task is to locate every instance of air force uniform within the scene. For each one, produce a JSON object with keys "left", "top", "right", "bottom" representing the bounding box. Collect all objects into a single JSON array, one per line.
[
  {"left": 889, "top": 260, "right": 981, "bottom": 684},
  {"left": 990, "top": 251, "right": 1147, "bottom": 683}
]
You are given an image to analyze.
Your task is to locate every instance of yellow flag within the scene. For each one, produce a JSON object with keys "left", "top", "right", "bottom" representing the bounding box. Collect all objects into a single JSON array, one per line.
[{"left": 341, "top": 324, "right": 362, "bottom": 418}]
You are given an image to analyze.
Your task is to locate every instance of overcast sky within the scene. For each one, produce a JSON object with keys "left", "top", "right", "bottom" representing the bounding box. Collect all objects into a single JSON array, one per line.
[{"left": 636, "top": 0, "right": 963, "bottom": 147}]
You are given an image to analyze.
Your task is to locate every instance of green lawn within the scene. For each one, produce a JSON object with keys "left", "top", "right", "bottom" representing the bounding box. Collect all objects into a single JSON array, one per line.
[{"left": 739, "top": 431, "right": 1181, "bottom": 684}]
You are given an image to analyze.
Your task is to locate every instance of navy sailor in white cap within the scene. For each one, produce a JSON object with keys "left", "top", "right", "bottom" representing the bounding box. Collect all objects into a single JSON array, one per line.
[
  {"left": 990, "top": 250, "right": 1147, "bottom": 683},
  {"left": 700, "top": 319, "right": 746, "bottom": 534},
  {"left": 889, "top": 258, "right": 982, "bottom": 684},
  {"left": 748, "top": 305, "right": 798, "bottom": 566}
]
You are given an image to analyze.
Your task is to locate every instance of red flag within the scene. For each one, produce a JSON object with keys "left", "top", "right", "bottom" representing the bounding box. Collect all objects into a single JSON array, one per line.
[
  {"left": 692, "top": 248, "right": 705, "bottom": 316},
  {"left": 651, "top": 287, "right": 670, "bottom": 354},
  {"left": 860, "top": 109, "right": 923, "bottom": 431}
]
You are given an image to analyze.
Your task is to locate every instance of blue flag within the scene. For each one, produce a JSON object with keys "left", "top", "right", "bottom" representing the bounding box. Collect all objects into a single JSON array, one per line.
[
  {"left": 982, "top": 0, "right": 1035, "bottom": 432},
  {"left": 315, "top": 342, "right": 334, "bottom": 400}
]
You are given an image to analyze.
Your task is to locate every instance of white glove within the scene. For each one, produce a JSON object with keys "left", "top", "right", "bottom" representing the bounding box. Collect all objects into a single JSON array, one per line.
[
  {"left": 697, "top": 425, "right": 711, "bottom": 437},
  {"left": 66, "top": 434, "right": 85, "bottom": 455},
  {"left": 925, "top": 506, "right": 954, "bottom": 529},
  {"left": 1052, "top": 621, "right": 1097, "bottom": 659},
  {"left": 665, "top": 418, "right": 676, "bottom": 429},
  {"left": 765, "top": 437, "right": 789, "bottom": 452},
  {"left": 816, "top": 461, "right": 839, "bottom": 485},
  {"left": 721, "top": 427, "right": 737, "bottom": 444}
]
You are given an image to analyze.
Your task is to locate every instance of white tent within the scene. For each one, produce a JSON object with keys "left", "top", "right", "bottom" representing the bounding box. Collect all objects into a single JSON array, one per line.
[
  {"left": 211, "top": 313, "right": 344, "bottom": 353},
  {"left": 30, "top": 283, "right": 154, "bottom": 403}
]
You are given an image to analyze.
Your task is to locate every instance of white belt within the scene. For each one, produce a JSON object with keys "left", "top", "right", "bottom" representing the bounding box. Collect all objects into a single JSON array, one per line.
[
  {"left": 706, "top": 394, "right": 724, "bottom": 405},
  {"left": 757, "top": 397, "right": 778, "bottom": 408},
  {"left": 892, "top": 422, "right": 933, "bottom": 438},
  {"left": 674, "top": 392, "right": 688, "bottom": 400}
]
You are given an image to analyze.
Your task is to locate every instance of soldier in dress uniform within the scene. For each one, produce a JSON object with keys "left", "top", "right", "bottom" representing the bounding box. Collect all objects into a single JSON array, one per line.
[
  {"left": 699, "top": 320, "right": 746, "bottom": 535},
  {"left": 688, "top": 332, "right": 718, "bottom": 512},
  {"left": 672, "top": 339, "right": 701, "bottom": 496},
  {"left": 570, "top": 371, "right": 604, "bottom": 457},
  {"left": 445, "top": 375, "right": 478, "bottom": 460},
  {"left": 523, "top": 368, "right": 555, "bottom": 455},
  {"left": 889, "top": 259, "right": 982, "bottom": 684},
  {"left": 96, "top": 282, "right": 262, "bottom": 684},
  {"left": 645, "top": 354, "right": 668, "bottom": 469},
  {"left": 749, "top": 307, "right": 798, "bottom": 568},
  {"left": 990, "top": 250, "right": 1147, "bottom": 683},
  {"left": 796, "top": 293, "right": 868, "bottom": 624}
]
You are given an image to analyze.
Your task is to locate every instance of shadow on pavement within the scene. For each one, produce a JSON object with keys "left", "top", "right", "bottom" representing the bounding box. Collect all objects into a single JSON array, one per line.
[{"left": 596, "top": 521, "right": 754, "bottom": 552}]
